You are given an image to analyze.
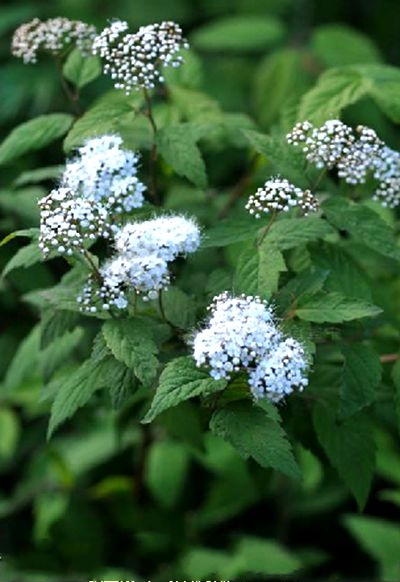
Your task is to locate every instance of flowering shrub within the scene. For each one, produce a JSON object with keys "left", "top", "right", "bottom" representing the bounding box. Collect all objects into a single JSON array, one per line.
[{"left": 3, "top": 6, "right": 400, "bottom": 580}]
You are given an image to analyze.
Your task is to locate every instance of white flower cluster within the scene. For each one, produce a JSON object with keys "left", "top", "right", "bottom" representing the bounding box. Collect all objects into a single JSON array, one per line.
[
  {"left": 287, "top": 119, "right": 400, "bottom": 207},
  {"left": 246, "top": 177, "right": 319, "bottom": 217},
  {"left": 78, "top": 215, "right": 201, "bottom": 311},
  {"left": 372, "top": 146, "right": 400, "bottom": 208},
  {"left": 193, "top": 293, "right": 309, "bottom": 403},
  {"left": 287, "top": 119, "right": 354, "bottom": 169},
  {"left": 63, "top": 135, "right": 146, "bottom": 212},
  {"left": 11, "top": 17, "right": 96, "bottom": 64},
  {"left": 92, "top": 19, "right": 189, "bottom": 93},
  {"left": 38, "top": 135, "right": 145, "bottom": 258},
  {"left": 38, "top": 188, "right": 112, "bottom": 257}
]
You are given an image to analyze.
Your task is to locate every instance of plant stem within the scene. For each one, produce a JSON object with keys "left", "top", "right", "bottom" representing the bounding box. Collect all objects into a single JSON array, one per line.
[
  {"left": 158, "top": 289, "right": 168, "bottom": 323},
  {"left": 142, "top": 87, "right": 159, "bottom": 202},
  {"left": 83, "top": 248, "right": 102, "bottom": 284},
  {"left": 257, "top": 211, "right": 277, "bottom": 246},
  {"left": 218, "top": 154, "right": 258, "bottom": 219},
  {"left": 55, "top": 57, "right": 81, "bottom": 116}
]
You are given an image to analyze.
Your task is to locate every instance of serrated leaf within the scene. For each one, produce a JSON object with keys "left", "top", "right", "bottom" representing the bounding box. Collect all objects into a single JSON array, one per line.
[
  {"left": 296, "top": 291, "right": 381, "bottom": 323},
  {"left": 339, "top": 345, "right": 382, "bottom": 419},
  {"left": 161, "top": 286, "right": 197, "bottom": 329},
  {"left": 102, "top": 318, "right": 159, "bottom": 387},
  {"left": 298, "top": 68, "right": 367, "bottom": 124},
  {"left": 265, "top": 216, "right": 335, "bottom": 250},
  {"left": 253, "top": 49, "right": 311, "bottom": 127},
  {"left": 313, "top": 406, "right": 375, "bottom": 508},
  {"left": 40, "top": 310, "right": 80, "bottom": 350},
  {"left": 233, "top": 241, "right": 286, "bottom": 299},
  {"left": 143, "top": 356, "right": 227, "bottom": 423},
  {"left": 210, "top": 402, "right": 301, "bottom": 480},
  {"left": 310, "top": 243, "right": 372, "bottom": 301},
  {"left": 62, "top": 49, "right": 101, "bottom": 89},
  {"left": 0, "top": 113, "right": 73, "bottom": 165},
  {"left": 202, "top": 215, "right": 259, "bottom": 248},
  {"left": 47, "top": 349, "right": 116, "bottom": 438},
  {"left": 41, "top": 328, "right": 84, "bottom": 383},
  {"left": 323, "top": 196, "right": 400, "bottom": 261},
  {"left": 233, "top": 245, "right": 258, "bottom": 296},
  {"left": 343, "top": 515, "right": 400, "bottom": 581},
  {"left": 258, "top": 242, "right": 287, "bottom": 298},
  {"left": 191, "top": 16, "right": 285, "bottom": 52},
  {"left": 2, "top": 242, "right": 42, "bottom": 278},
  {"left": 146, "top": 439, "right": 190, "bottom": 509},
  {"left": 244, "top": 130, "right": 307, "bottom": 186},
  {"left": 156, "top": 123, "right": 207, "bottom": 187},
  {"left": 4, "top": 325, "right": 41, "bottom": 391},
  {"left": 311, "top": 25, "right": 382, "bottom": 68},
  {"left": 63, "top": 90, "right": 142, "bottom": 152}
]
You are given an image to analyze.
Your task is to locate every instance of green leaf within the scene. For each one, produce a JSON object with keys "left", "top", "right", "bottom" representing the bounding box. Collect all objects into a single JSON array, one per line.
[
  {"left": 343, "top": 515, "right": 400, "bottom": 581},
  {"left": 156, "top": 123, "right": 207, "bottom": 188},
  {"left": 41, "top": 328, "right": 84, "bottom": 383},
  {"left": 182, "top": 548, "right": 237, "bottom": 579},
  {"left": 313, "top": 406, "right": 375, "bottom": 509},
  {"left": 145, "top": 439, "right": 190, "bottom": 509},
  {"left": 244, "top": 130, "right": 307, "bottom": 186},
  {"left": 191, "top": 16, "right": 285, "bottom": 52},
  {"left": 0, "top": 113, "right": 74, "bottom": 165},
  {"left": 235, "top": 536, "right": 303, "bottom": 575},
  {"left": 210, "top": 401, "right": 301, "bottom": 480},
  {"left": 391, "top": 359, "right": 400, "bottom": 433},
  {"left": 4, "top": 325, "right": 41, "bottom": 392},
  {"left": 233, "top": 241, "right": 286, "bottom": 299},
  {"left": 47, "top": 354, "right": 109, "bottom": 438},
  {"left": 143, "top": 356, "right": 227, "bottom": 423},
  {"left": 323, "top": 196, "right": 400, "bottom": 262},
  {"left": 0, "top": 227, "right": 38, "bottom": 247},
  {"left": 311, "top": 25, "right": 382, "bottom": 68},
  {"left": 2, "top": 242, "right": 41, "bottom": 278},
  {"left": 258, "top": 242, "right": 287, "bottom": 298},
  {"left": 202, "top": 215, "right": 259, "bottom": 248},
  {"left": 253, "top": 49, "right": 311, "bottom": 127},
  {"left": 161, "top": 286, "right": 197, "bottom": 329},
  {"left": 40, "top": 310, "right": 80, "bottom": 350},
  {"left": 102, "top": 318, "right": 159, "bottom": 387},
  {"left": 62, "top": 48, "right": 102, "bottom": 89},
  {"left": 296, "top": 291, "right": 382, "bottom": 323},
  {"left": 0, "top": 407, "right": 20, "bottom": 460},
  {"left": 339, "top": 345, "right": 382, "bottom": 419},
  {"left": 310, "top": 243, "right": 372, "bottom": 301},
  {"left": 63, "top": 90, "right": 142, "bottom": 152},
  {"left": 14, "top": 165, "right": 64, "bottom": 187},
  {"left": 298, "top": 68, "right": 368, "bottom": 124},
  {"left": 265, "top": 216, "right": 335, "bottom": 250},
  {"left": 233, "top": 245, "right": 258, "bottom": 296}
]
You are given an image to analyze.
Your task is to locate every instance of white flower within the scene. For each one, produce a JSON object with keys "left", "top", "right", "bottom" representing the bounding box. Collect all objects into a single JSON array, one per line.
[
  {"left": 38, "top": 188, "right": 111, "bottom": 257},
  {"left": 92, "top": 20, "right": 189, "bottom": 93},
  {"left": 11, "top": 17, "right": 96, "bottom": 63},
  {"left": 246, "top": 177, "right": 318, "bottom": 217},
  {"left": 115, "top": 215, "right": 201, "bottom": 261},
  {"left": 337, "top": 125, "right": 383, "bottom": 185},
  {"left": 193, "top": 292, "right": 310, "bottom": 403},
  {"left": 78, "top": 214, "right": 201, "bottom": 310},
  {"left": 62, "top": 134, "right": 146, "bottom": 213},
  {"left": 248, "top": 337, "right": 308, "bottom": 402}
]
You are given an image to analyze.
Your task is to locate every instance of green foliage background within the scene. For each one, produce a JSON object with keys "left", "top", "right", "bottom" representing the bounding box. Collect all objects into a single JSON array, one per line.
[{"left": 2, "top": 0, "right": 400, "bottom": 580}]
